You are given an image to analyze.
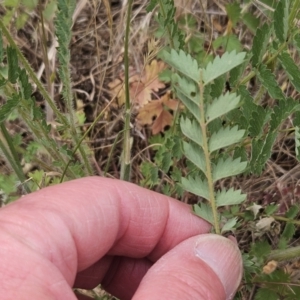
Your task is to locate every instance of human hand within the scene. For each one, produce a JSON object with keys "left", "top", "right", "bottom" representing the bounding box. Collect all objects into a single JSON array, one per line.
[{"left": 0, "top": 177, "right": 242, "bottom": 300}]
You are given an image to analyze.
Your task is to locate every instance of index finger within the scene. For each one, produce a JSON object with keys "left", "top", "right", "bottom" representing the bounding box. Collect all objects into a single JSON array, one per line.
[{"left": 0, "top": 177, "right": 210, "bottom": 286}]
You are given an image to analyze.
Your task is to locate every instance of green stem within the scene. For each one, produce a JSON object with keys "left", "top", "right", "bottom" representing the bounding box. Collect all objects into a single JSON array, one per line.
[
  {"left": 0, "top": 124, "right": 31, "bottom": 193},
  {"left": 120, "top": 0, "right": 134, "bottom": 182},
  {"left": 199, "top": 75, "right": 220, "bottom": 234},
  {"left": 267, "top": 246, "right": 300, "bottom": 263}
]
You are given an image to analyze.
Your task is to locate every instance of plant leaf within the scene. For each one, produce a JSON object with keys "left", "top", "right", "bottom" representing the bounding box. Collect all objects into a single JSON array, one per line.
[
  {"left": 206, "top": 92, "right": 241, "bottom": 123},
  {"left": 202, "top": 51, "right": 246, "bottom": 84},
  {"left": 250, "top": 132, "right": 276, "bottom": 175},
  {"left": 180, "top": 117, "right": 203, "bottom": 147},
  {"left": 175, "top": 89, "right": 201, "bottom": 122},
  {"left": 257, "top": 64, "right": 285, "bottom": 100},
  {"left": 182, "top": 176, "right": 209, "bottom": 200},
  {"left": 0, "top": 94, "right": 19, "bottom": 123},
  {"left": 183, "top": 141, "right": 206, "bottom": 174},
  {"left": 279, "top": 52, "right": 300, "bottom": 92},
  {"left": 216, "top": 188, "right": 247, "bottom": 206},
  {"left": 226, "top": 2, "right": 240, "bottom": 27},
  {"left": 274, "top": 0, "right": 290, "bottom": 43},
  {"left": 7, "top": 46, "right": 19, "bottom": 84},
  {"left": 193, "top": 202, "right": 215, "bottom": 225},
  {"left": 249, "top": 106, "right": 269, "bottom": 137},
  {"left": 285, "top": 205, "right": 300, "bottom": 219},
  {"left": 252, "top": 23, "right": 272, "bottom": 67},
  {"left": 162, "top": 49, "right": 200, "bottom": 82},
  {"left": 172, "top": 73, "right": 199, "bottom": 105},
  {"left": 221, "top": 217, "right": 238, "bottom": 233},
  {"left": 209, "top": 126, "right": 245, "bottom": 153},
  {"left": 213, "top": 157, "right": 247, "bottom": 182},
  {"left": 270, "top": 98, "right": 300, "bottom": 131}
]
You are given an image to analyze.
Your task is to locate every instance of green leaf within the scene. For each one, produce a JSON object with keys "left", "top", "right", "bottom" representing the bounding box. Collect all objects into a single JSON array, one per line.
[
  {"left": 180, "top": 117, "right": 203, "bottom": 147},
  {"left": 210, "top": 75, "right": 226, "bottom": 99},
  {"left": 285, "top": 205, "right": 300, "bottom": 219},
  {"left": 216, "top": 188, "right": 246, "bottom": 206},
  {"left": 257, "top": 64, "right": 285, "bottom": 100},
  {"left": 249, "top": 106, "right": 269, "bottom": 137},
  {"left": 243, "top": 12, "right": 260, "bottom": 34},
  {"left": 172, "top": 74, "right": 199, "bottom": 105},
  {"left": 146, "top": 0, "right": 157, "bottom": 12},
  {"left": 213, "top": 157, "right": 247, "bottom": 182},
  {"left": 221, "top": 217, "right": 238, "bottom": 233},
  {"left": 209, "top": 126, "right": 245, "bottom": 153},
  {"left": 183, "top": 141, "right": 206, "bottom": 174},
  {"left": 274, "top": 0, "right": 290, "bottom": 43},
  {"left": 7, "top": 46, "right": 18, "bottom": 84},
  {"left": 254, "top": 288, "right": 278, "bottom": 300},
  {"left": 250, "top": 240, "right": 271, "bottom": 258},
  {"left": 270, "top": 98, "right": 299, "bottom": 131},
  {"left": 282, "top": 223, "right": 295, "bottom": 241},
  {"left": 265, "top": 204, "right": 279, "bottom": 215},
  {"left": 162, "top": 49, "right": 200, "bottom": 82},
  {"left": 202, "top": 51, "right": 246, "bottom": 84},
  {"left": 250, "top": 132, "right": 276, "bottom": 174},
  {"left": 193, "top": 202, "right": 215, "bottom": 225},
  {"left": 19, "top": 69, "right": 32, "bottom": 99},
  {"left": 294, "top": 33, "right": 300, "bottom": 54},
  {"left": 0, "top": 94, "right": 19, "bottom": 123},
  {"left": 279, "top": 52, "right": 300, "bottom": 92},
  {"left": 182, "top": 176, "right": 209, "bottom": 200},
  {"left": 175, "top": 89, "right": 201, "bottom": 122},
  {"left": 226, "top": 2, "right": 240, "bottom": 27},
  {"left": 252, "top": 24, "right": 272, "bottom": 67},
  {"left": 213, "top": 35, "right": 242, "bottom": 53},
  {"left": 206, "top": 92, "right": 241, "bottom": 123}
]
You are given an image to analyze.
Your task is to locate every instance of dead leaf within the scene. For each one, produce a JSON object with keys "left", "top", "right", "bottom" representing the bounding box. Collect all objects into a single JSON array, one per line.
[
  {"left": 108, "top": 60, "right": 166, "bottom": 107},
  {"left": 246, "top": 203, "right": 263, "bottom": 219},
  {"left": 137, "top": 92, "right": 180, "bottom": 135}
]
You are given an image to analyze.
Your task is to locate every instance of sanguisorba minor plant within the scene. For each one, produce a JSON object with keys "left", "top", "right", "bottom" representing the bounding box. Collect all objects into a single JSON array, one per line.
[
  {"left": 0, "top": 0, "right": 94, "bottom": 198},
  {"left": 147, "top": 0, "right": 300, "bottom": 298}
]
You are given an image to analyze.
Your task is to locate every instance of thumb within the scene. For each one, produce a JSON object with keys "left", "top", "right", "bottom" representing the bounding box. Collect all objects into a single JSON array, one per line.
[{"left": 133, "top": 234, "right": 242, "bottom": 300}]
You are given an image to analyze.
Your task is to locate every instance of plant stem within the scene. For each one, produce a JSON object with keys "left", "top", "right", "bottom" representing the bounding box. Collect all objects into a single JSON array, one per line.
[
  {"left": 199, "top": 74, "right": 220, "bottom": 234},
  {"left": 0, "top": 124, "right": 31, "bottom": 193},
  {"left": 120, "top": 0, "right": 134, "bottom": 182}
]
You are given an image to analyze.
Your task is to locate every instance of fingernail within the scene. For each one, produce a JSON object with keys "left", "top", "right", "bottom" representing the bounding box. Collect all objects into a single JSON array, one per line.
[{"left": 194, "top": 234, "right": 243, "bottom": 300}]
